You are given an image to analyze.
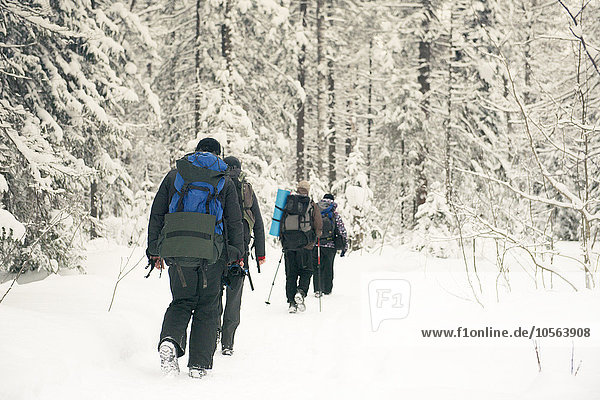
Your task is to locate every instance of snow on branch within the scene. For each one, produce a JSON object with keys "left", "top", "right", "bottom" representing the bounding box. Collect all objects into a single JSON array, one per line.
[
  {"left": 0, "top": 209, "right": 26, "bottom": 243},
  {"left": 0, "top": 118, "right": 89, "bottom": 192},
  {"left": 455, "top": 167, "right": 573, "bottom": 210},
  {"left": 1, "top": 0, "right": 80, "bottom": 37}
]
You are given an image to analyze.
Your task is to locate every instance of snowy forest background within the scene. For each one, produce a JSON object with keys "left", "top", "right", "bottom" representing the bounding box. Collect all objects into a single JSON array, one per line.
[{"left": 1, "top": 0, "right": 599, "bottom": 293}]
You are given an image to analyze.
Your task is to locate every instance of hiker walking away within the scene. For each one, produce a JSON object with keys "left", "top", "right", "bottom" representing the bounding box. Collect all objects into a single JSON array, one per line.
[
  {"left": 146, "top": 138, "right": 244, "bottom": 379},
  {"left": 280, "top": 180, "right": 322, "bottom": 313},
  {"left": 313, "top": 193, "right": 348, "bottom": 297},
  {"left": 217, "top": 156, "right": 266, "bottom": 356}
]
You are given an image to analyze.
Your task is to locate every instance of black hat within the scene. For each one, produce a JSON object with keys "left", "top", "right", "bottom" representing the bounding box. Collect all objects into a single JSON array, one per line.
[
  {"left": 323, "top": 193, "right": 334, "bottom": 201},
  {"left": 195, "top": 138, "right": 221, "bottom": 155},
  {"left": 223, "top": 156, "right": 241, "bottom": 169}
]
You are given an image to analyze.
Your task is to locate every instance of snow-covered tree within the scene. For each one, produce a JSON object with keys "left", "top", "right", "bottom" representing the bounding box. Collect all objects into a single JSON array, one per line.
[{"left": 0, "top": 0, "right": 158, "bottom": 272}]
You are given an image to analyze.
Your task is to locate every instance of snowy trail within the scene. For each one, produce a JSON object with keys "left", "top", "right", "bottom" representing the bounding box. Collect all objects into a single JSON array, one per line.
[{"left": 1, "top": 240, "right": 599, "bottom": 400}]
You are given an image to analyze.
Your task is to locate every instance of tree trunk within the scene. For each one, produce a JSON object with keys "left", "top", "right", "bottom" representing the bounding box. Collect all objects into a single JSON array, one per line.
[
  {"left": 296, "top": 0, "right": 308, "bottom": 182},
  {"left": 194, "top": 0, "right": 202, "bottom": 135},
  {"left": 90, "top": 180, "right": 99, "bottom": 238},
  {"left": 414, "top": 0, "right": 432, "bottom": 214},
  {"left": 522, "top": 0, "right": 536, "bottom": 104},
  {"left": 327, "top": 0, "right": 336, "bottom": 186},
  {"left": 575, "top": 2, "right": 592, "bottom": 288},
  {"left": 222, "top": 0, "right": 233, "bottom": 94},
  {"left": 345, "top": 66, "right": 357, "bottom": 158},
  {"left": 418, "top": 0, "right": 432, "bottom": 113},
  {"left": 316, "top": 0, "right": 326, "bottom": 175},
  {"left": 367, "top": 38, "right": 373, "bottom": 183},
  {"left": 445, "top": 4, "right": 455, "bottom": 203},
  {"left": 345, "top": 97, "right": 353, "bottom": 158}
]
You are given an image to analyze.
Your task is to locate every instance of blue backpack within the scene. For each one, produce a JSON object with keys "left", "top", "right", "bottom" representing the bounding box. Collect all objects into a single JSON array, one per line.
[
  {"left": 159, "top": 152, "right": 227, "bottom": 263},
  {"left": 319, "top": 203, "right": 345, "bottom": 250},
  {"left": 320, "top": 204, "right": 335, "bottom": 239}
]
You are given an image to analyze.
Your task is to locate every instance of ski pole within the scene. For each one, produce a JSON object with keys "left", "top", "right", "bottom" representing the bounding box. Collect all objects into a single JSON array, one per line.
[
  {"left": 265, "top": 251, "right": 284, "bottom": 305},
  {"left": 318, "top": 239, "right": 322, "bottom": 312}
]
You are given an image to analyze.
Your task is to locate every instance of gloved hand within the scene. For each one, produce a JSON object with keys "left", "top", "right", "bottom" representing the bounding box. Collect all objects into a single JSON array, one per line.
[
  {"left": 226, "top": 259, "right": 245, "bottom": 274},
  {"left": 340, "top": 250, "right": 346, "bottom": 258},
  {"left": 258, "top": 256, "right": 266, "bottom": 266},
  {"left": 229, "top": 264, "right": 243, "bottom": 276},
  {"left": 145, "top": 256, "right": 164, "bottom": 278},
  {"left": 149, "top": 256, "right": 165, "bottom": 270}
]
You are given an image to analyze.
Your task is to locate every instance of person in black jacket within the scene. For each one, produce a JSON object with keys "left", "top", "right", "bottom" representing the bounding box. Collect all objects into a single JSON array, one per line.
[
  {"left": 217, "top": 156, "right": 265, "bottom": 356},
  {"left": 282, "top": 180, "right": 322, "bottom": 313},
  {"left": 146, "top": 137, "right": 244, "bottom": 379}
]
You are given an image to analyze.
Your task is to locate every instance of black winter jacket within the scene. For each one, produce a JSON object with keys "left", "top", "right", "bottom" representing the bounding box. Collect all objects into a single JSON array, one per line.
[{"left": 146, "top": 169, "right": 244, "bottom": 264}]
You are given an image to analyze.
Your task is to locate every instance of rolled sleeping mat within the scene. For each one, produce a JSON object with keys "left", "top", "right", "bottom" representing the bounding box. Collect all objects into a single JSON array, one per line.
[{"left": 269, "top": 189, "right": 290, "bottom": 237}]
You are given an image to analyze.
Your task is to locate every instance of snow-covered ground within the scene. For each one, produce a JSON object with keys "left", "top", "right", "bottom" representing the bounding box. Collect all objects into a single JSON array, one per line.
[{"left": 1, "top": 240, "right": 599, "bottom": 400}]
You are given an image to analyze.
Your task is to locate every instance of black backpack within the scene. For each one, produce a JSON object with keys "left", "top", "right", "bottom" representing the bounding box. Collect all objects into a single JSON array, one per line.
[{"left": 280, "top": 194, "right": 315, "bottom": 250}]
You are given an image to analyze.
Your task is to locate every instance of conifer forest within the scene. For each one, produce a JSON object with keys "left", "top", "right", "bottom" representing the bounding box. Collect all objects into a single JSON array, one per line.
[{"left": 1, "top": 0, "right": 600, "bottom": 292}]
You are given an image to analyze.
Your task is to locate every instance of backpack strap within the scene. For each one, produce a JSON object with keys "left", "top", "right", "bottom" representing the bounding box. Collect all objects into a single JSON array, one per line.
[
  {"left": 175, "top": 182, "right": 212, "bottom": 212},
  {"left": 278, "top": 207, "right": 289, "bottom": 238},
  {"left": 305, "top": 201, "right": 315, "bottom": 229},
  {"left": 274, "top": 204, "right": 285, "bottom": 216}
]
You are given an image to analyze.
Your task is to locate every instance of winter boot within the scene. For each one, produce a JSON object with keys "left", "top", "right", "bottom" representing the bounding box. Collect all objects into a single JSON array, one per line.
[
  {"left": 222, "top": 347, "right": 233, "bottom": 356},
  {"left": 288, "top": 302, "right": 298, "bottom": 313},
  {"left": 189, "top": 367, "right": 207, "bottom": 379},
  {"left": 294, "top": 290, "right": 306, "bottom": 312},
  {"left": 159, "top": 341, "right": 179, "bottom": 376}
]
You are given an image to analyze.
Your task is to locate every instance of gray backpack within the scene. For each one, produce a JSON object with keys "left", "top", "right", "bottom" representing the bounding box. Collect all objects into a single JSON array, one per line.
[{"left": 280, "top": 194, "right": 315, "bottom": 250}]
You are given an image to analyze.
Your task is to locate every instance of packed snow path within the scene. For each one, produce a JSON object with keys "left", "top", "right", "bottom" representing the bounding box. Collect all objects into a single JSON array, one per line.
[{"left": 1, "top": 240, "right": 599, "bottom": 400}]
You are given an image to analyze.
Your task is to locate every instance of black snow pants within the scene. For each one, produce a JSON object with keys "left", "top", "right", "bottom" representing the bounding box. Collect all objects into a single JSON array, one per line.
[
  {"left": 284, "top": 248, "right": 313, "bottom": 304},
  {"left": 312, "top": 246, "right": 336, "bottom": 294},
  {"left": 159, "top": 259, "right": 224, "bottom": 369},
  {"left": 217, "top": 263, "right": 245, "bottom": 350}
]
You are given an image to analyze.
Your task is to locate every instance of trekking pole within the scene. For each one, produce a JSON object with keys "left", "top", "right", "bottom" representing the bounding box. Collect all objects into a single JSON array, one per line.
[
  {"left": 242, "top": 251, "right": 255, "bottom": 291},
  {"left": 265, "top": 251, "right": 284, "bottom": 305},
  {"left": 244, "top": 265, "right": 255, "bottom": 291},
  {"left": 144, "top": 259, "right": 154, "bottom": 278},
  {"left": 317, "top": 239, "right": 322, "bottom": 312}
]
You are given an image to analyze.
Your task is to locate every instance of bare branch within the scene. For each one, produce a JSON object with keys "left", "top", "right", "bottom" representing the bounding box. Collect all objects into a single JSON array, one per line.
[{"left": 557, "top": 0, "right": 600, "bottom": 79}]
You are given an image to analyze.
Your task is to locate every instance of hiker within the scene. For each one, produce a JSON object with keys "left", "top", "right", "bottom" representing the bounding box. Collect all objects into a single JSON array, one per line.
[
  {"left": 146, "top": 137, "right": 244, "bottom": 379},
  {"left": 279, "top": 180, "right": 322, "bottom": 313},
  {"left": 217, "top": 156, "right": 266, "bottom": 356},
  {"left": 313, "top": 193, "right": 348, "bottom": 297}
]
